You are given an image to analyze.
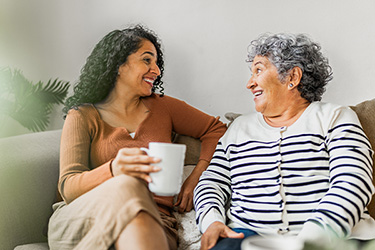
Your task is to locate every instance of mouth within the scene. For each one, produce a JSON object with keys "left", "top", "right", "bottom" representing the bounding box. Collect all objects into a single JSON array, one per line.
[
  {"left": 253, "top": 90, "right": 263, "bottom": 98},
  {"left": 143, "top": 78, "right": 154, "bottom": 87}
]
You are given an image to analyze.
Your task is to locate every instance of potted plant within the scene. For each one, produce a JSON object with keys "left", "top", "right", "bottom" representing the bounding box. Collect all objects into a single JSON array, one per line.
[{"left": 0, "top": 67, "right": 70, "bottom": 136}]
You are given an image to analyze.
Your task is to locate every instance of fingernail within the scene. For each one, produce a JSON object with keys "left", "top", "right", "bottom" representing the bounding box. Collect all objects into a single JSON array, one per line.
[{"left": 153, "top": 166, "right": 161, "bottom": 171}]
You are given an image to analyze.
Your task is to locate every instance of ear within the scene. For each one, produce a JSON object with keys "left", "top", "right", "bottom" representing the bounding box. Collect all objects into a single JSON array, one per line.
[
  {"left": 118, "top": 62, "right": 128, "bottom": 75},
  {"left": 287, "top": 67, "right": 302, "bottom": 89}
]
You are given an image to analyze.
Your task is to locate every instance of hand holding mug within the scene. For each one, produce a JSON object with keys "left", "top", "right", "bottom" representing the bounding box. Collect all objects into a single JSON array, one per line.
[
  {"left": 141, "top": 142, "right": 186, "bottom": 196},
  {"left": 111, "top": 147, "right": 161, "bottom": 183}
]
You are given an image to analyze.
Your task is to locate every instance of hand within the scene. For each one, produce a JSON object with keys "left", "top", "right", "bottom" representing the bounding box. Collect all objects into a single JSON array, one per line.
[
  {"left": 174, "top": 174, "right": 198, "bottom": 213},
  {"left": 200, "top": 222, "right": 244, "bottom": 250},
  {"left": 111, "top": 147, "right": 161, "bottom": 183},
  {"left": 175, "top": 160, "right": 209, "bottom": 213},
  {"left": 298, "top": 221, "right": 333, "bottom": 246}
]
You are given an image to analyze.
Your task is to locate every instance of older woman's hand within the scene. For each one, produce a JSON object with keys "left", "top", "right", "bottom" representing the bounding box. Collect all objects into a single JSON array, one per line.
[
  {"left": 200, "top": 222, "right": 244, "bottom": 250},
  {"left": 111, "top": 148, "right": 161, "bottom": 183}
]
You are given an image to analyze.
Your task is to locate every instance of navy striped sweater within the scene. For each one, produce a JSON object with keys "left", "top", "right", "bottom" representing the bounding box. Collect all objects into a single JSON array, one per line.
[{"left": 194, "top": 102, "right": 374, "bottom": 238}]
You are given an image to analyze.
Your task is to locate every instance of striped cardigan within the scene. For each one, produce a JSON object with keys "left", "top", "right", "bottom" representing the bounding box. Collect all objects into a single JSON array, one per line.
[{"left": 194, "top": 102, "right": 375, "bottom": 238}]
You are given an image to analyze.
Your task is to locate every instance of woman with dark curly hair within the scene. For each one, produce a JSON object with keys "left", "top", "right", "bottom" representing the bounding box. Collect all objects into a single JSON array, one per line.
[
  {"left": 48, "top": 25, "right": 226, "bottom": 250},
  {"left": 62, "top": 26, "right": 165, "bottom": 114},
  {"left": 194, "top": 33, "right": 375, "bottom": 250}
]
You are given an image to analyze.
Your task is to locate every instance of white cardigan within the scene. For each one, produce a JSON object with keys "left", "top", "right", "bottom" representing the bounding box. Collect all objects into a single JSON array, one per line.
[{"left": 194, "top": 102, "right": 375, "bottom": 241}]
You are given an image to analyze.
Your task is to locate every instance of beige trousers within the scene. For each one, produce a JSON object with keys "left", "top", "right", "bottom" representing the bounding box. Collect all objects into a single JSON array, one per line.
[{"left": 48, "top": 175, "right": 177, "bottom": 250}]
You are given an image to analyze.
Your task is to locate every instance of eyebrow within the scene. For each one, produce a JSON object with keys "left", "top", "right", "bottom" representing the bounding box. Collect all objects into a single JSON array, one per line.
[
  {"left": 253, "top": 61, "right": 263, "bottom": 67},
  {"left": 141, "top": 51, "right": 156, "bottom": 57},
  {"left": 250, "top": 60, "right": 263, "bottom": 71}
]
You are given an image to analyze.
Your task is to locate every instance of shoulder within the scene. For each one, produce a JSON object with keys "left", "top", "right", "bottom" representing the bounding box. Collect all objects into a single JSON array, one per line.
[
  {"left": 67, "top": 103, "right": 96, "bottom": 116},
  {"left": 144, "top": 93, "right": 191, "bottom": 111},
  {"left": 311, "top": 102, "right": 358, "bottom": 121},
  {"left": 65, "top": 104, "right": 100, "bottom": 125},
  {"left": 228, "top": 112, "right": 258, "bottom": 129},
  {"left": 149, "top": 93, "right": 185, "bottom": 104},
  {"left": 312, "top": 101, "right": 347, "bottom": 112},
  {"left": 308, "top": 102, "right": 361, "bottom": 132},
  {"left": 220, "top": 112, "right": 258, "bottom": 145},
  {"left": 144, "top": 93, "right": 173, "bottom": 104}
]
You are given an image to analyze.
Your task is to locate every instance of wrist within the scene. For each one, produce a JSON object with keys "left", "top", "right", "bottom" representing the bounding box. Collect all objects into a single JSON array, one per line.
[
  {"left": 298, "top": 221, "right": 334, "bottom": 245},
  {"left": 200, "top": 209, "right": 225, "bottom": 233},
  {"left": 189, "top": 160, "right": 209, "bottom": 179},
  {"left": 195, "top": 159, "right": 210, "bottom": 171}
]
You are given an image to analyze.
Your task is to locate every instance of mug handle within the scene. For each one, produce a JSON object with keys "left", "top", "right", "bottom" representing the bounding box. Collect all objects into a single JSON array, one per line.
[{"left": 140, "top": 147, "right": 149, "bottom": 155}]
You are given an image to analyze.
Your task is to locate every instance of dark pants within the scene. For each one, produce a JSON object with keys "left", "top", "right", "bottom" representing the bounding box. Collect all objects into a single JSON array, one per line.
[{"left": 210, "top": 228, "right": 258, "bottom": 250}]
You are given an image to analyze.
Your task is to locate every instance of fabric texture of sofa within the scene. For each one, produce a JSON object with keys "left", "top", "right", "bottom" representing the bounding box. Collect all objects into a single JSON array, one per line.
[
  {"left": 0, "top": 99, "right": 374, "bottom": 250},
  {"left": 0, "top": 129, "right": 202, "bottom": 250}
]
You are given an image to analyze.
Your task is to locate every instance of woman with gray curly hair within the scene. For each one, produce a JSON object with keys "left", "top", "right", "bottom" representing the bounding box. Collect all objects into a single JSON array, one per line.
[
  {"left": 247, "top": 33, "right": 332, "bottom": 103},
  {"left": 194, "top": 33, "right": 375, "bottom": 250}
]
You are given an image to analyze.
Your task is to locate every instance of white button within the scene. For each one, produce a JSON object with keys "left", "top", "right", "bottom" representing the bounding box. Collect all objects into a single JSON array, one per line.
[{"left": 280, "top": 126, "right": 287, "bottom": 131}]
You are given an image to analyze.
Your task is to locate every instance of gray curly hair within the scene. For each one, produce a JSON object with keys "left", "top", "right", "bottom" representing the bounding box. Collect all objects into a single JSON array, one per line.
[{"left": 247, "top": 33, "right": 333, "bottom": 102}]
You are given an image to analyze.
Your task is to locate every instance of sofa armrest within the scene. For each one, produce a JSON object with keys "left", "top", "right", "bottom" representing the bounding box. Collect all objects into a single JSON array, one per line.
[{"left": 0, "top": 130, "right": 61, "bottom": 250}]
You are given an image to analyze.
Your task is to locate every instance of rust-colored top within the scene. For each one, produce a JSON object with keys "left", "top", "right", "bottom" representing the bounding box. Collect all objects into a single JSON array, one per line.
[{"left": 59, "top": 94, "right": 226, "bottom": 214}]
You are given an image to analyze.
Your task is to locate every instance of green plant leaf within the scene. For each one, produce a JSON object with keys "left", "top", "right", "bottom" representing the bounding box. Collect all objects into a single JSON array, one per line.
[
  {"left": 33, "top": 78, "right": 70, "bottom": 105},
  {"left": 0, "top": 67, "right": 70, "bottom": 132},
  {"left": 10, "top": 105, "right": 50, "bottom": 132}
]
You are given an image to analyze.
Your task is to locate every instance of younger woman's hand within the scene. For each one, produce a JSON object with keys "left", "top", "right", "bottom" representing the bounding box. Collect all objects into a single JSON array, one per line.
[
  {"left": 174, "top": 160, "right": 210, "bottom": 213},
  {"left": 174, "top": 174, "right": 198, "bottom": 213},
  {"left": 111, "top": 147, "right": 161, "bottom": 183}
]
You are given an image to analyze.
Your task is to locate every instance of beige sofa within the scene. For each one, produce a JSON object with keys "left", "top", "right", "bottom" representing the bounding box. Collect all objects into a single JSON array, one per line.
[
  {"left": 0, "top": 99, "right": 374, "bottom": 250},
  {"left": 0, "top": 129, "right": 202, "bottom": 250}
]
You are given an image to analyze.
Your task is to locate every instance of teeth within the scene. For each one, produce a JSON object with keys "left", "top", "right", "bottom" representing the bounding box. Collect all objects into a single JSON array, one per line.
[
  {"left": 254, "top": 91, "right": 263, "bottom": 96},
  {"left": 144, "top": 78, "right": 154, "bottom": 84}
]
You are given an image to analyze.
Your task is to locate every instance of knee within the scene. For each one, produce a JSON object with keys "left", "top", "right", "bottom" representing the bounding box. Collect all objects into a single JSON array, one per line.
[
  {"left": 105, "top": 175, "right": 150, "bottom": 200},
  {"left": 112, "top": 175, "right": 147, "bottom": 191}
]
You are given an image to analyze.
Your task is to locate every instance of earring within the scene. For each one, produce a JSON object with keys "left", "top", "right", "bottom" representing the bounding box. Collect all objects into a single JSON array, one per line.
[{"left": 289, "top": 83, "right": 293, "bottom": 87}]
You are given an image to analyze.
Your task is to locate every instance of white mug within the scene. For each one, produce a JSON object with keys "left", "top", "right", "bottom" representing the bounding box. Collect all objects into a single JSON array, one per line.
[
  {"left": 241, "top": 235, "right": 303, "bottom": 250},
  {"left": 141, "top": 142, "right": 186, "bottom": 196}
]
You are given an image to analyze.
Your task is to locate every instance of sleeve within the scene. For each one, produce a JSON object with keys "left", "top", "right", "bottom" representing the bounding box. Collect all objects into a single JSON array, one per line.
[
  {"left": 194, "top": 140, "right": 232, "bottom": 233},
  {"left": 301, "top": 107, "right": 374, "bottom": 238},
  {"left": 162, "top": 96, "right": 227, "bottom": 163},
  {"left": 58, "top": 108, "right": 112, "bottom": 204}
]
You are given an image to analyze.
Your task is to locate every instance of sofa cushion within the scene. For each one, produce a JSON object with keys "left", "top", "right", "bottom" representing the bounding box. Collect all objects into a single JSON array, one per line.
[
  {"left": 173, "top": 134, "right": 201, "bottom": 165},
  {"left": 174, "top": 165, "right": 201, "bottom": 250},
  {"left": 0, "top": 130, "right": 61, "bottom": 250},
  {"left": 350, "top": 99, "right": 375, "bottom": 218}
]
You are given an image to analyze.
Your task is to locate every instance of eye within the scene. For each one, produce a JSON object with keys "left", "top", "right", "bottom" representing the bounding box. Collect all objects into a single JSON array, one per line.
[
  {"left": 252, "top": 67, "right": 261, "bottom": 75},
  {"left": 143, "top": 57, "right": 151, "bottom": 64}
]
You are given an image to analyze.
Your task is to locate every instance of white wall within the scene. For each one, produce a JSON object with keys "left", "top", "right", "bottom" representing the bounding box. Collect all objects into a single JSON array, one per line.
[{"left": 1, "top": 0, "right": 374, "bottom": 132}]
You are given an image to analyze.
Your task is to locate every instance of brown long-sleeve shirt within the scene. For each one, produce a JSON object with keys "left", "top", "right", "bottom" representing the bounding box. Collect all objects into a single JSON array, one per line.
[{"left": 59, "top": 93, "right": 227, "bottom": 214}]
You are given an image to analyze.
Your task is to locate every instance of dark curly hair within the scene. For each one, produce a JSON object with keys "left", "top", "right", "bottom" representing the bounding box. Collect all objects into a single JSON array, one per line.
[
  {"left": 63, "top": 24, "right": 164, "bottom": 114},
  {"left": 247, "top": 33, "right": 333, "bottom": 102}
]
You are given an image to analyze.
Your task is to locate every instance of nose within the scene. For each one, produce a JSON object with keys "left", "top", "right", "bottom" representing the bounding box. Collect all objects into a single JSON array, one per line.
[
  {"left": 246, "top": 75, "right": 256, "bottom": 89},
  {"left": 150, "top": 62, "right": 161, "bottom": 76}
]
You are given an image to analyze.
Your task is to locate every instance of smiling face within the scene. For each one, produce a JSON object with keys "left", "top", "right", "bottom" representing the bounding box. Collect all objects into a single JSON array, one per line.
[
  {"left": 117, "top": 39, "right": 161, "bottom": 97},
  {"left": 246, "top": 55, "right": 291, "bottom": 117}
]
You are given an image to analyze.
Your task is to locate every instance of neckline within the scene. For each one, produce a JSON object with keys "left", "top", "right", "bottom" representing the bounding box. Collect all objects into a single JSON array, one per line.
[
  {"left": 257, "top": 102, "right": 315, "bottom": 131},
  {"left": 90, "top": 97, "right": 152, "bottom": 138}
]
